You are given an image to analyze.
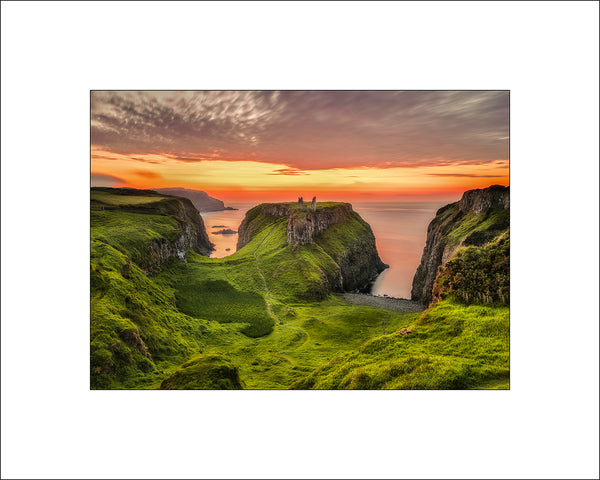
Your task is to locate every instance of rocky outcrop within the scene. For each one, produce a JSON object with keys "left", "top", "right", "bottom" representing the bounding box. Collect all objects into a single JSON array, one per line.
[
  {"left": 330, "top": 225, "right": 387, "bottom": 292},
  {"left": 287, "top": 204, "right": 354, "bottom": 245},
  {"left": 411, "top": 185, "right": 509, "bottom": 305},
  {"left": 236, "top": 201, "right": 387, "bottom": 293},
  {"left": 237, "top": 202, "right": 355, "bottom": 249},
  {"left": 144, "top": 220, "right": 212, "bottom": 272},
  {"left": 145, "top": 198, "right": 213, "bottom": 270},
  {"left": 137, "top": 197, "right": 213, "bottom": 271},
  {"left": 458, "top": 184, "right": 510, "bottom": 214},
  {"left": 91, "top": 187, "right": 214, "bottom": 271}
]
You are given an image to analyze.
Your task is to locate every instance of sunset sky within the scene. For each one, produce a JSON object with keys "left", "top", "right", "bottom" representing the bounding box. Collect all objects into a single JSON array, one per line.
[{"left": 91, "top": 90, "right": 509, "bottom": 203}]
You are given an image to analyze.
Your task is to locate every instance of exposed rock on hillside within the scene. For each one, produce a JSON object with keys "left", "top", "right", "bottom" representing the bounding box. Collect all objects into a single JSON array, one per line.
[
  {"left": 411, "top": 185, "right": 509, "bottom": 305},
  {"left": 287, "top": 203, "right": 354, "bottom": 245},
  {"left": 237, "top": 201, "right": 355, "bottom": 249},
  {"left": 458, "top": 184, "right": 510, "bottom": 214},
  {"left": 91, "top": 187, "right": 213, "bottom": 271},
  {"left": 145, "top": 220, "right": 211, "bottom": 271}
]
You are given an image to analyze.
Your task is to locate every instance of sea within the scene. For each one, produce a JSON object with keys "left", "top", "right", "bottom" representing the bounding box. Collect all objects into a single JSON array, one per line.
[{"left": 200, "top": 200, "right": 448, "bottom": 299}]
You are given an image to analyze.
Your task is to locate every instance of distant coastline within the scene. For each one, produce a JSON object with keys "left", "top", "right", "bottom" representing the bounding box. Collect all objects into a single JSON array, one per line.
[{"left": 155, "top": 187, "right": 235, "bottom": 212}]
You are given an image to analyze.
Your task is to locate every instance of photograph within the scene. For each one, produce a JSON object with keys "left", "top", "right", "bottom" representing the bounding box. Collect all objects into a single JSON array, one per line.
[
  {"left": 3, "top": 2, "right": 598, "bottom": 478},
  {"left": 90, "top": 90, "right": 510, "bottom": 390}
]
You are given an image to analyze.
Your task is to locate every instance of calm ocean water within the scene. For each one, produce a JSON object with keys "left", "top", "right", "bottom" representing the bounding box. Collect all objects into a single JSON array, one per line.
[
  {"left": 201, "top": 200, "right": 446, "bottom": 299},
  {"left": 200, "top": 204, "right": 254, "bottom": 258}
]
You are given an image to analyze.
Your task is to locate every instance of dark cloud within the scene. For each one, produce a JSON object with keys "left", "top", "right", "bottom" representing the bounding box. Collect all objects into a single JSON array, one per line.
[
  {"left": 129, "top": 157, "right": 163, "bottom": 164},
  {"left": 91, "top": 173, "right": 127, "bottom": 187},
  {"left": 131, "top": 170, "right": 162, "bottom": 179},
  {"left": 91, "top": 91, "right": 509, "bottom": 170},
  {"left": 268, "top": 168, "right": 309, "bottom": 176}
]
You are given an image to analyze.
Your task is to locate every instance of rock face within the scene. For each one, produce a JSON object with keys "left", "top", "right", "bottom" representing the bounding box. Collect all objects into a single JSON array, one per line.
[
  {"left": 458, "top": 184, "right": 510, "bottom": 214},
  {"left": 236, "top": 201, "right": 387, "bottom": 293},
  {"left": 155, "top": 187, "right": 227, "bottom": 212},
  {"left": 237, "top": 202, "right": 355, "bottom": 249},
  {"left": 141, "top": 197, "right": 214, "bottom": 271},
  {"left": 287, "top": 203, "right": 354, "bottom": 245},
  {"left": 411, "top": 185, "right": 509, "bottom": 305},
  {"left": 91, "top": 187, "right": 214, "bottom": 271},
  {"left": 145, "top": 219, "right": 212, "bottom": 272},
  {"left": 332, "top": 227, "right": 387, "bottom": 292}
]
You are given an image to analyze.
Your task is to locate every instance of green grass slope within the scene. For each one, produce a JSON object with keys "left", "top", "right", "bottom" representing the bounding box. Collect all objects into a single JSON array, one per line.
[
  {"left": 208, "top": 297, "right": 420, "bottom": 389},
  {"left": 290, "top": 299, "right": 509, "bottom": 390},
  {"left": 442, "top": 206, "right": 509, "bottom": 248},
  {"left": 90, "top": 240, "right": 242, "bottom": 389},
  {"left": 91, "top": 210, "right": 181, "bottom": 266},
  {"left": 91, "top": 190, "right": 240, "bottom": 389}
]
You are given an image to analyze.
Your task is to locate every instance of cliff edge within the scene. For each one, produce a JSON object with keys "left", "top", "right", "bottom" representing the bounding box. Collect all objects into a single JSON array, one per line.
[
  {"left": 411, "top": 185, "right": 509, "bottom": 305},
  {"left": 91, "top": 187, "right": 214, "bottom": 271},
  {"left": 237, "top": 200, "right": 387, "bottom": 294}
]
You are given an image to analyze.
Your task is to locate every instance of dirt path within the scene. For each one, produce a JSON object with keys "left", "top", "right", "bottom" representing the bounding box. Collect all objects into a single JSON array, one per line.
[
  {"left": 341, "top": 293, "right": 425, "bottom": 313},
  {"left": 275, "top": 353, "right": 298, "bottom": 367},
  {"left": 253, "top": 225, "right": 279, "bottom": 324}
]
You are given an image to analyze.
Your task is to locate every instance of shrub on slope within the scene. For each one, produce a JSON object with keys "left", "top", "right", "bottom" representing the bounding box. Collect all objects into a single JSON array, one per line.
[
  {"left": 159, "top": 354, "right": 243, "bottom": 389},
  {"left": 433, "top": 233, "right": 510, "bottom": 305}
]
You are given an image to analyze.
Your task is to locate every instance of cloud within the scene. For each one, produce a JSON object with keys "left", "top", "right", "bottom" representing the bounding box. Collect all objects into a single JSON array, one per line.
[
  {"left": 268, "top": 168, "right": 309, "bottom": 176},
  {"left": 91, "top": 173, "right": 127, "bottom": 187},
  {"left": 91, "top": 91, "right": 509, "bottom": 170},
  {"left": 131, "top": 170, "right": 162, "bottom": 179},
  {"left": 91, "top": 90, "right": 282, "bottom": 155}
]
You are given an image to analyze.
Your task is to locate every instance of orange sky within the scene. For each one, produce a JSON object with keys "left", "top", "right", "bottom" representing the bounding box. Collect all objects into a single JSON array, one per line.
[
  {"left": 90, "top": 91, "right": 509, "bottom": 203},
  {"left": 91, "top": 147, "right": 508, "bottom": 203}
]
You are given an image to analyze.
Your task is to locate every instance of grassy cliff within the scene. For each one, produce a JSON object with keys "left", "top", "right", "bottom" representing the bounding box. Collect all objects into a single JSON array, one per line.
[
  {"left": 90, "top": 189, "right": 234, "bottom": 389},
  {"left": 411, "top": 185, "right": 509, "bottom": 304}
]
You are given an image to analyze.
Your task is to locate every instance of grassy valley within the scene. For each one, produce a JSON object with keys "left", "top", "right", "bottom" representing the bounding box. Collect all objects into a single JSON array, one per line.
[{"left": 90, "top": 188, "right": 509, "bottom": 390}]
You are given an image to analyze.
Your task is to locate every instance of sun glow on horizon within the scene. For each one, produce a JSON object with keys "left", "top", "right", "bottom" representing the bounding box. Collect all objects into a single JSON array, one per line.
[{"left": 91, "top": 148, "right": 509, "bottom": 203}]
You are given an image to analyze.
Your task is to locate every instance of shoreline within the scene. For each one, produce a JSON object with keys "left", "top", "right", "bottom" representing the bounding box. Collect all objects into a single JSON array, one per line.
[{"left": 341, "top": 292, "right": 425, "bottom": 312}]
